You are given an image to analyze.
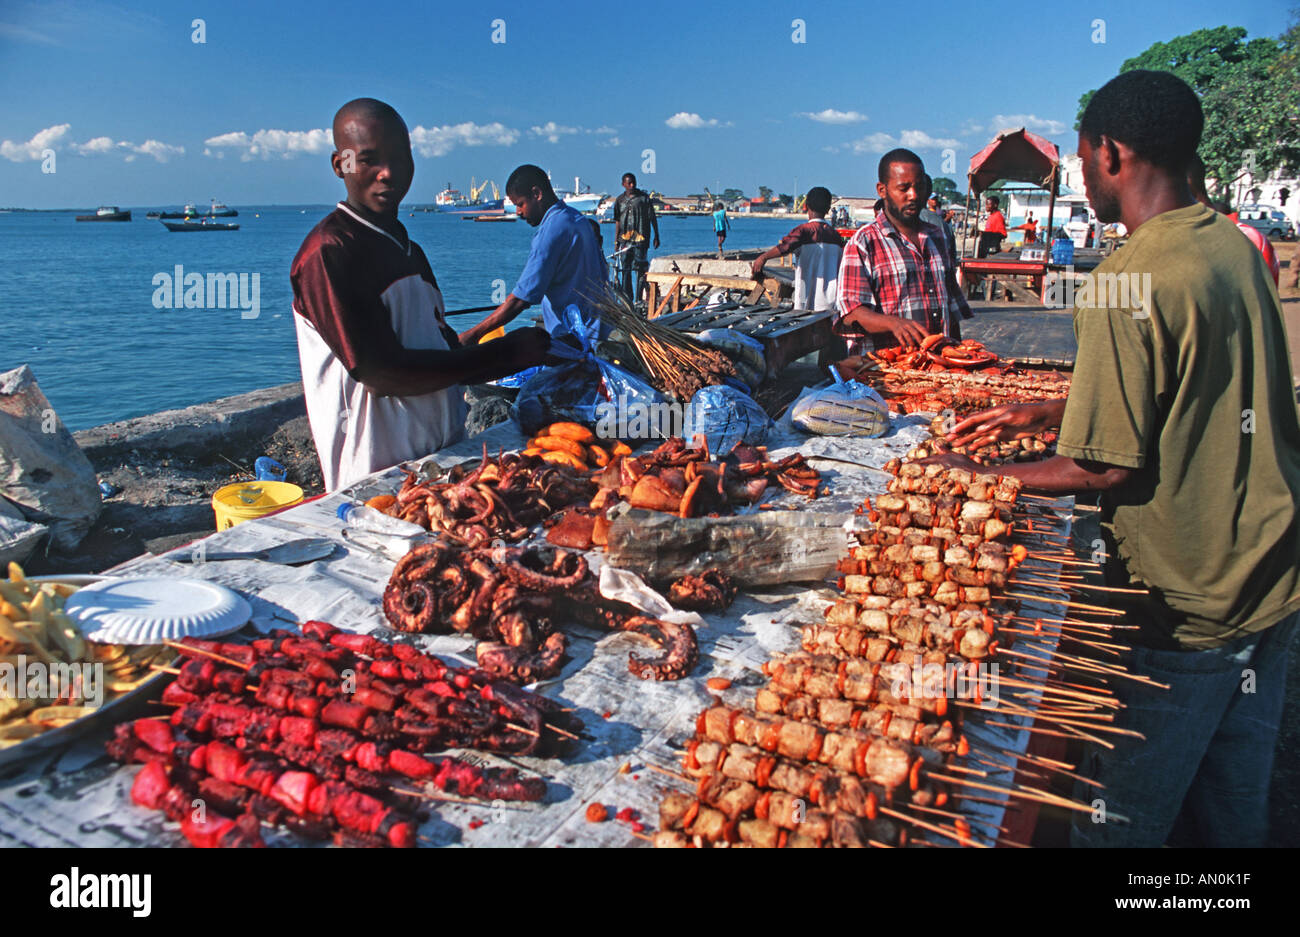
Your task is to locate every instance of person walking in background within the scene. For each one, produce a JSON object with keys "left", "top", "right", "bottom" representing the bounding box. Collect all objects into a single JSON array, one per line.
[
  {"left": 977, "top": 195, "right": 1007, "bottom": 257},
  {"left": 750, "top": 186, "right": 844, "bottom": 311},
  {"left": 460, "top": 164, "right": 606, "bottom": 342},
  {"left": 918, "top": 175, "right": 956, "bottom": 261},
  {"left": 713, "top": 201, "right": 730, "bottom": 258},
  {"left": 613, "top": 172, "right": 659, "bottom": 305},
  {"left": 290, "top": 99, "right": 550, "bottom": 490}
]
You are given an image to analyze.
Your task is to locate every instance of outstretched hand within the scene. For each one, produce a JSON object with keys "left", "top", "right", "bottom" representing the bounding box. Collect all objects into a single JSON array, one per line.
[{"left": 945, "top": 402, "right": 1056, "bottom": 449}]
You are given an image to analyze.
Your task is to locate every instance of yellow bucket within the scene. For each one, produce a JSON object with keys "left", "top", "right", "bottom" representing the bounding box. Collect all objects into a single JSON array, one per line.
[{"left": 211, "top": 481, "right": 304, "bottom": 530}]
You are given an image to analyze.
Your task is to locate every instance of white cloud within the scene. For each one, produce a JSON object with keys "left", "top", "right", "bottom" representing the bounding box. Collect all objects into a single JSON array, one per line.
[
  {"left": 988, "top": 114, "right": 1068, "bottom": 136},
  {"left": 132, "top": 139, "right": 184, "bottom": 161},
  {"left": 408, "top": 121, "right": 518, "bottom": 157},
  {"left": 203, "top": 128, "right": 333, "bottom": 161},
  {"left": 849, "top": 130, "right": 961, "bottom": 155},
  {"left": 799, "top": 108, "right": 868, "bottom": 124},
  {"left": 529, "top": 121, "right": 581, "bottom": 143},
  {"left": 0, "top": 123, "right": 71, "bottom": 161},
  {"left": 665, "top": 112, "right": 729, "bottom": 130},
  {"left": 72, "top": 136, "right": 183, "bottom": 161},
  {"left": 0, "top": 21, "right": 56, "bottom": 44},
  {"left": 597, "top": 136, "right": 622, "bottom": 148},
  {"left": 592, "top": 126, "right": 618, "bottom": 136}
]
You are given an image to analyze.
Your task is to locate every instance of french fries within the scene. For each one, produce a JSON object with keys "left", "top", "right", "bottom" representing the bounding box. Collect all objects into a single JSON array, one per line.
[{"left": 0, "top": 564, "right": 173, "bottom": 751}]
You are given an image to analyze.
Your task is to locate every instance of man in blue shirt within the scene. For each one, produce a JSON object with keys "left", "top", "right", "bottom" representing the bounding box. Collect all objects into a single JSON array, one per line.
[
  {"left": 712, "top": 201, "right": 730, "bottom": 258},
  {"left": 460, "top": 164, "right": 607, "bottom": 343}
]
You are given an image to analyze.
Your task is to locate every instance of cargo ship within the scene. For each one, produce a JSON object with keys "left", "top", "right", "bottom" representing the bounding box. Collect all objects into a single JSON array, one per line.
[{"left": 434, "top": 179, "right": 505, "bottom": 215}]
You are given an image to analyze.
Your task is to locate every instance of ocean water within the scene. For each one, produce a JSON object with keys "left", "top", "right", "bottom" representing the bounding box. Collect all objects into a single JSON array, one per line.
[{"left": 0, "top": 207, "right": 798, "bottom": 431}]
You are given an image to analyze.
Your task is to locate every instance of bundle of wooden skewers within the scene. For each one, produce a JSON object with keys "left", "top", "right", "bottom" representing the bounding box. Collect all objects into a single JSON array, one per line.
[
  {"left": 586, "top": 286, "right": 737, "bottom": 401},
  {"left": 643, "top": 459, "right": 1164, "bottom": 847}
]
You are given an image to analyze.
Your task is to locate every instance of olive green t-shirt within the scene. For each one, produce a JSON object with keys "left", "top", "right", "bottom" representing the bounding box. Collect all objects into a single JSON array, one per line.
[{"left": 1058, "top": 203, "right": 1300, "bottom": 649}]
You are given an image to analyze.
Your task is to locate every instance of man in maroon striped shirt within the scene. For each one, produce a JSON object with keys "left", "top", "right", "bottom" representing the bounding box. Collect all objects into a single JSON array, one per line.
[
  {"left": 290, "top": 99, "right": 550, "bottom": 490},
  {"left": 751, "top": 186, "right": 844, "bottom": 311}
]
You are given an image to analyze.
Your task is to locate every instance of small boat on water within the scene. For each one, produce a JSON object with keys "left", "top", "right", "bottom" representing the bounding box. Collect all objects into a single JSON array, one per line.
[
  {"left": 160, "top": 218, "right": 239, "bottom": 232},
  {"left": 76, "top": 206, "right": 131, "bottom": 222},
  {"left": 155, "top": 200, "right": 239, "bottom": 219},
  {"left": 469, "top": 214, "right": 516, "bottom": 222}
]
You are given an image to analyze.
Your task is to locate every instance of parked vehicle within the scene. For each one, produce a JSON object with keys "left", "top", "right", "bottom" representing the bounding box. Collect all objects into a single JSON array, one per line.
[{"left": 1236, "top": 204, "right": 1295, "bottom": 240}]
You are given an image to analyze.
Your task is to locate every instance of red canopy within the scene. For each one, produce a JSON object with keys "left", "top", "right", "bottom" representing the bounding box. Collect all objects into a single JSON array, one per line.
[{"left": 967, "top": 128, "right": 1060, "bottom": 195}]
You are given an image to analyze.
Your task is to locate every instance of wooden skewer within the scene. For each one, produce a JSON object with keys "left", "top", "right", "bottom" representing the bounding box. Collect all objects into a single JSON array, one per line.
[
  {"left": 390, "top": 786, "right": 531, "bottom": 810},
  {"left": 984, "top": 718, "right": 1113, "bottom": 748},
  {"left": 152, "top": 665, "right": 182, "bottom": 675},
  {"left": 878, "top": 805, "right": 987, "bottom": 848},
  {"left": 1027, "top": 553, "right": 1099, "bottom": 567},
  {"left": 163, "top": 639, "right": 250, "bottom": 670},
  {"left": 1018, "top": 577, "right": 1148, "bottom": 596},
  {"left": 1002, "top": 592, "right": 1125, "bottom": 616},
  {"left": 995, "top": 674, "right": 1116, "bottom": 704},
  {"left": 644, "top": 763, "right": 691, "bottom": 783},
  {"left": 927, "top": 771, "right": 1107, "bottom": 816}
]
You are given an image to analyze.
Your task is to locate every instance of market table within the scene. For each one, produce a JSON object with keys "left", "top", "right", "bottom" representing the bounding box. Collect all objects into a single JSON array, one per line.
[{"left": 0, "top": 418, "right": 1077, "bottom": 848}]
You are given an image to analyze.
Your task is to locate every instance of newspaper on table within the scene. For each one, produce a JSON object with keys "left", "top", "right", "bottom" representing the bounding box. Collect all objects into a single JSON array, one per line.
[{"left": 0, "top": 415, "right": 1074, "bottom": 848}]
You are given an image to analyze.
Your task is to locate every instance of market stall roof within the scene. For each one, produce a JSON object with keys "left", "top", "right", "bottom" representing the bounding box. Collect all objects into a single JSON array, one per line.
[{"left": 968, "top": 128, "right": 1060, "bottom": 195}]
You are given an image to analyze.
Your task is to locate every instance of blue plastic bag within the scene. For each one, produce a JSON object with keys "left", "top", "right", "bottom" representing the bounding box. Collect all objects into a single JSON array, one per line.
[
  {"left": 512, "top": 304, "right": 669, "bottom": 437},
  {"left": 682, "top": 385, "right": 774, "bottom": 456}
]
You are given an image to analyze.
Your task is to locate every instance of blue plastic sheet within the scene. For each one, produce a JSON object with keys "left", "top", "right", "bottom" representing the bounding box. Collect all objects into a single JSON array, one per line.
[
  {"left": 682, "top": 384, "right": 774, "bottom": 456},
  {"left": 512, "top": 304, "right": 669, "bottom": 436}
]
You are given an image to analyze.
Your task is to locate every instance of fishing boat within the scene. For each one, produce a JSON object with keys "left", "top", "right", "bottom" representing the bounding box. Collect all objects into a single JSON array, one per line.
[
  {"left": 156, "top": 200, "right": 239, "bottom": 219},
  {"left": 75, "top": 206, "right": 131, "bottom": 222},
  {"left": 160, "top": 218, "right": 239, "bottom": 232}
]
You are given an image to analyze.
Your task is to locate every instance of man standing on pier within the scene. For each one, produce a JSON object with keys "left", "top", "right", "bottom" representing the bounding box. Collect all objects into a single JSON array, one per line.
[
  {"left": 750, "top": 186, "right": 844, "bottom": 311},
  {"left": 834, "top": 149, "right": 971, "bottom": 354},
  {"left": 928, "top": 71, "right": 1300, "bottom": 847},
  {"left": 459, "top": 165, "right": 606, "bottom": 343},
  {"left": 290, "top": 99, "right": 551, "bottom": 490},
  {"left": 613, "top": 172, "right": 659, "bottom": 305}
]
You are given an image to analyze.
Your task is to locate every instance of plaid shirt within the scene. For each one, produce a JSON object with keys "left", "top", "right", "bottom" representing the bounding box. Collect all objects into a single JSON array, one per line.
[{"left": 834, "top": 210, "right": 972, "bottom": 355}]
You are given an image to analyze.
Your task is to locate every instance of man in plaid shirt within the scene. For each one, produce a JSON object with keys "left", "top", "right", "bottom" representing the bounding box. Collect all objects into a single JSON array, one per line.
[{"left": 834, "top": 149, "right": 972, "bottom": 356}]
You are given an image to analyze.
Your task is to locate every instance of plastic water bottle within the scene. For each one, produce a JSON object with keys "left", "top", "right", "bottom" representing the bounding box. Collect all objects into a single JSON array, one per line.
[{"left": 336, "top": 502, "right": 426, "bottom": 539}]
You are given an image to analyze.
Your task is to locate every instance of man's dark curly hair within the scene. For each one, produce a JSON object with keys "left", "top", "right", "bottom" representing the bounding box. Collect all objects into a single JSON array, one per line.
[
  {"left": 878, "top": 148, "right": 923, "bottom": 183},
  {"left": 1079, "top": 70, "right": 1203, "bottom": 172}
]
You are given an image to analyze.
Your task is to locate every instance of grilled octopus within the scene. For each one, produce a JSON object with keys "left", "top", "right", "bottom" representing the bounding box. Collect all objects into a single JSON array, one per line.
[
  {"left": 382, "top": 539, "right": 698, "bottom": 684},
  {"left": 666, "top": 568, "right": 738, "bottom": 612}
]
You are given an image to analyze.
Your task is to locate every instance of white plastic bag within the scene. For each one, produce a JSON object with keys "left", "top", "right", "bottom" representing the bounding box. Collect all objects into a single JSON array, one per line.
[
  {"left": 0, "top": 365, "right": 101, "bottom": 552},
  {"left": 0, "top": 496, "right": 47, "bottom": 566}
]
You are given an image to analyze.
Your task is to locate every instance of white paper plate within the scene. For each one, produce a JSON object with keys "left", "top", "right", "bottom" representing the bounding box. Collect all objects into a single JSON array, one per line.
[{"left": 63, "top": 577, "right": 252, "bottom": 644}]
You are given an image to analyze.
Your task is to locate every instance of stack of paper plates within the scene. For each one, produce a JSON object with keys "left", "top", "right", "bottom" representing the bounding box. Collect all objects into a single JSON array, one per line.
[{"left": 64, "top": 578, "right": 252, "bottom": 644}]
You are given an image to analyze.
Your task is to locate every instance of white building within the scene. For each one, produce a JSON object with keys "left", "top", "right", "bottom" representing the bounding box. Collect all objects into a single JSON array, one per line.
[{"left": 1233, "top": 166, "right": 1298, "bottom": 231}]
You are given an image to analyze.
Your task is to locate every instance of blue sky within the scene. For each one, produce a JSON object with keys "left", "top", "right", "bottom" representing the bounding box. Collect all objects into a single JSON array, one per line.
[{"left": 0, "top": 0, "right": 1292, "bottom": 208}]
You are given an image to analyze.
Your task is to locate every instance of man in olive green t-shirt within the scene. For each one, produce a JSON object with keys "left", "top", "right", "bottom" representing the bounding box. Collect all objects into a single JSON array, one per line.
[{"left": 929, "top": 71, "right": 1300, "bottom": 847}]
